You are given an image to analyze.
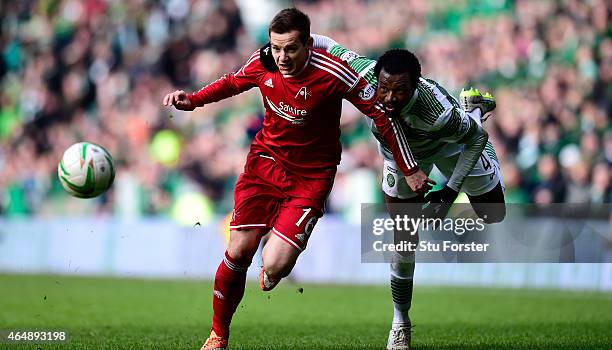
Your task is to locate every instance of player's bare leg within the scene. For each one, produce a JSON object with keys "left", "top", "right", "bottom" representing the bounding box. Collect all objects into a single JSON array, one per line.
[
  {"left": 260, "top": 234, "right": 301, "bottom": 291},
  {"left": 202, "top": 228, "right": 266, "bottom": 350}
]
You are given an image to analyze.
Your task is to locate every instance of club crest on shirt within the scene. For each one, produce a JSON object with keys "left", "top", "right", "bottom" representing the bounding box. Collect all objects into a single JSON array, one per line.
[
  {"left": 295, "top": 86, "right": 312, "bottom": 100},
  {"left": 359, "top": 84, "right": 375, "bottom": 101},
  {"left": 387, "top": 173, "right": 396, "bottom": 188}
]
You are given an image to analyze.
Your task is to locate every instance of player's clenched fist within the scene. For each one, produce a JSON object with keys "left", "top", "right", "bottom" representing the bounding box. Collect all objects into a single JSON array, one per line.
[{"left": 162, "top": 90, "right": 195, "bottom": 111}]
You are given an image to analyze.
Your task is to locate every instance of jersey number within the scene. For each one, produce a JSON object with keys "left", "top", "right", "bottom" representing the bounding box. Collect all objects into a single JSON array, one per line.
[
  {"left": 480, "top": 154, "right": 492, "bottom": 171},
  {"left": 296, "top": 208, "right": 312, "bottom": 226}
]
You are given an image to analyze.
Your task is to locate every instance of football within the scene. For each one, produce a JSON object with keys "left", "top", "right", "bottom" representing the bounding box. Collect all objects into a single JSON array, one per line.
[{"left": 57, "top": 142, "right": 115, "bottom": 198}]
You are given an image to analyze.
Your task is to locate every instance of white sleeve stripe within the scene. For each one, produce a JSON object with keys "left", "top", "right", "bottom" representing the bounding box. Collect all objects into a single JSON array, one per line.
[
  {"left": 312, "top": 51, "right": 359, "bottom": 80},
  {"left": 238, "top": 53, "right": 260, "bottom": 75},
  {"left": 391, "top": 118, "right": 417, "bottom": 169},
  {"left": 310, "top": 62, "right": 353, "bottom": 87},
  {"left": 397, "top": 120, "right": 417, "bottom": 167},
  {"left": 243, "top": 53, "right": 260, "bottom": 69},
  {"left": 312, "top": 51, "right": 358, "bottom": 81},
  {"left": 246, "top": 50, "right": 259, "bottom": 62},
  {"left": 346, "top": 76, "right": 361, "bottom": 93},
  {"left": 395, "top": 119, "right": 417, "bottom": 167},
  {"left": 311, "top": 56, "right": 357, "bottom": 85},
  {"left": 373, "top": 103, "right": 417, "bottom": 169},
  {"left": 389, "top": 119, "right": 412, "bottom": 168},
  {"left": 374, "top": 102, "right": 416, "bottom": 167}
]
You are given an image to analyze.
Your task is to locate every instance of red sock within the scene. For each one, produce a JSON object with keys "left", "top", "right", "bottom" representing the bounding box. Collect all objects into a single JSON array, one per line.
[{"left": 211, "top": 251, "right": 250, "bottom": 338}]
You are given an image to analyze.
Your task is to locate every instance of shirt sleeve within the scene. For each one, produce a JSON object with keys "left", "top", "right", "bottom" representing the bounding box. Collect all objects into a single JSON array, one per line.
[
  {"left": 311, "top": 34, "right": 338, "bottom": 51},
  {"left": 324, "top": 41, "right": 379, "bottom": 87},
  {"left": 345, "top": 77, "right": 419, "bottom": 175},
  {"left": 432, "top": 108, "right": 489, "bottom": 191},
  {"left": 188, "top": 50, "right": 262, "bottom": 107}
]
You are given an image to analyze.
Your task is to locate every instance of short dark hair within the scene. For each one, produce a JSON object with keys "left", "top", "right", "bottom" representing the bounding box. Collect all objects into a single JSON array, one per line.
[
  {"left": 374, "top": 49, "right": 421, "bottom": 86},
  {"left": 268, "top": 8, "right": 311, "bottom": 44}
]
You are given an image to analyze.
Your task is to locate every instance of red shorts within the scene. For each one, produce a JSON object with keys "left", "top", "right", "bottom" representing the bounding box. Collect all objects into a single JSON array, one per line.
[{"left": 230, "top": 152, "right": 335, "bottom": 251}]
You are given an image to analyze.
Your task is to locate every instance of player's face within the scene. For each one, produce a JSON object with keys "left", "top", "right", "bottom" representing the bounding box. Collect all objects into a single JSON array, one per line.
[
  {"left": 377, "top": 69, "right": 416, "bottom": 115},
  {"left": 270, "top": 30, "right": 311, "bottom": 76}
]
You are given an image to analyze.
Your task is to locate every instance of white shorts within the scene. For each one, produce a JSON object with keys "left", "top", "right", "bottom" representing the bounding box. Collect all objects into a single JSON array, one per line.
[{"left": 382, "top": 149, "right": 505, "bottom": 199}]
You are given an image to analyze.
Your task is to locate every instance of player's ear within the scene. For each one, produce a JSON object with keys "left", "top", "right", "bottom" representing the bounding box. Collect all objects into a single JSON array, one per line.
[{"left": 306, "top": 36, "right": 314, "bottom": 48}]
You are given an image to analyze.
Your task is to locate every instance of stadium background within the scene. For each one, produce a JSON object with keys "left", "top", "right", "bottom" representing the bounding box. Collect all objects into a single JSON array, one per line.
[{"left": 0, "top": 0, "right": 611, "bottom": 349}]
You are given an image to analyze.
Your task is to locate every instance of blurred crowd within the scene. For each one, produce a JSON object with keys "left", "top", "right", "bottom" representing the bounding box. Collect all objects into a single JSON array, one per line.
[{"left": 0, "top": 0, "right": 610, "bottom": 221}]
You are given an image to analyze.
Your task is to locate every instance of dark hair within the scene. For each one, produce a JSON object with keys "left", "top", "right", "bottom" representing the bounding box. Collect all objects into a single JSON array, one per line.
[
  {"left": 374, "top": 49, "right": 421, "bottom": 86},
  {"left": 268, "top": 8, "right": 311, "bottom": 44}
]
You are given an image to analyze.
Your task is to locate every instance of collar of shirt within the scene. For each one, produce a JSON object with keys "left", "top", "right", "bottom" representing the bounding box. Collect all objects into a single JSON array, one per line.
[{"left": 400, "top": 84, "right": 419, "bottom": 116}]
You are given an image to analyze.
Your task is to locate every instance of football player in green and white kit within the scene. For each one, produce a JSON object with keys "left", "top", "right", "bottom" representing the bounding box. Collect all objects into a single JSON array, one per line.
[{"left": 312, "top": 35, "right": 505, "bottom": 350}]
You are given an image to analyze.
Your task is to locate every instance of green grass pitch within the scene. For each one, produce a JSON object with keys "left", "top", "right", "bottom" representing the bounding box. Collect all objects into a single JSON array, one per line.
[{"left": 1, "top": 274, "right": 611, "bottom": 349}]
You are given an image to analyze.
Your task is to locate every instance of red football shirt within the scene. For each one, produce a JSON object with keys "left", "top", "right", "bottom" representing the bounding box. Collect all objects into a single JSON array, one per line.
[{"left": 188, "top": 48, "right": 417, "bottom": 178}]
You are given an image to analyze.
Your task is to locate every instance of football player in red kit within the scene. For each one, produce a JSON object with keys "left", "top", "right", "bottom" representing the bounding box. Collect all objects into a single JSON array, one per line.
[{"left": 163, "top": 8, "right": 432, "bottom": 350}]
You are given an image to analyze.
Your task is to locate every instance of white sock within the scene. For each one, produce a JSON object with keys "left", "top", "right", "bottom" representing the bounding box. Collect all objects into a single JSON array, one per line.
[{"left": 390, "top": 262, "right": 415, "bottom": 328}]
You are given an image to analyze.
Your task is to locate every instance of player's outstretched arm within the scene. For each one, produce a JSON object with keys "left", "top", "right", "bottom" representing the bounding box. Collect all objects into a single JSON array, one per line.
[
  {"left": 163, "top": 90, "right": 195, "bottom": 111},
  {"left": 311, "top": 34, "right": 337, "bottom": 51},
  {"left": 162, "top": 50, "right": 262, "bottom": 112},
  {"left": 425, "top": 108, "right": 489, "bottom": 213},
  {"left": 345, "top": 79, "right": 433, "bottom": 192},
  {"left": 440, "top": 108, "right": 489, "bottom": 193}
]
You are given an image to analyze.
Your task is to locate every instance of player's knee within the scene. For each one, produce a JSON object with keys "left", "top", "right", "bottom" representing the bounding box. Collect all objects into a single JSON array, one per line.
[
  {"left": 227, "top": 241, "right": 257, "bottom": 265},
  {"left": 482, "top": 204, "right": 506, "bottom": 223},
  {"left": 263, "top": 259, "right": 293, "bottom": 280}
]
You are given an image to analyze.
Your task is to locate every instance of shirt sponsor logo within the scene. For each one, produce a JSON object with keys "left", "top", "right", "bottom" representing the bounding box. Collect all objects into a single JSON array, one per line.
[
  {"left": 266, "top": 97, "right": 307, "bottom": 125},
  {"left": 359, "top": 84, "right": 375, "bottom": 101},
  {"left": 279, "top": 101, "right": 307, "bottom": 116}
]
